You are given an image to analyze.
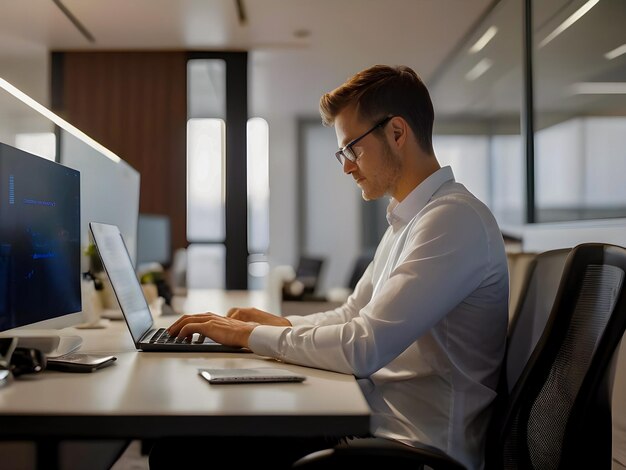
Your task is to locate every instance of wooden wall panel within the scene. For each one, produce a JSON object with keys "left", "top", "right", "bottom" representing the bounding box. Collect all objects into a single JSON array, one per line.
[{"left": 54, "top": 51, "right": 188, "bottom": 255}]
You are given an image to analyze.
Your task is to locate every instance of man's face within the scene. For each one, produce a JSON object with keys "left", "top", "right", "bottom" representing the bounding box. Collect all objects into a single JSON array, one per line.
[{"left": 334, "top": 107, "right": 402, "bottom": 201}]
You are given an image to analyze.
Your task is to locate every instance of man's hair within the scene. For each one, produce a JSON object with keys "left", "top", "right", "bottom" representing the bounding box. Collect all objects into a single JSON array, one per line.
[{"left": 319, "top": 65, "right": 434, "bottom": 155}]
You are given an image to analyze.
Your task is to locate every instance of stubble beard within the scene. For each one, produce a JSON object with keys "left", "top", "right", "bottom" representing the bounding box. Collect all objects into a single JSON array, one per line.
[{"left": 360, "top": 140, "right": 402, "bottom": 201}]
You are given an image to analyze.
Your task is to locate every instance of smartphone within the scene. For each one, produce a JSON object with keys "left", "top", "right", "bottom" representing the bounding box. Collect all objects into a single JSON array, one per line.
[
  {"left": 46, "top": 353, "right": 117, "bottom": 373},
  {"left": 198, "top": 367, "right": 306, "bottom": 384}
]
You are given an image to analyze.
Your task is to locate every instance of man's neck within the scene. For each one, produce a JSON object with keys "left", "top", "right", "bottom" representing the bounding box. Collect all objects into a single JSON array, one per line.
[{"left": 393, "top": 155, "right": 441, "bottom": 202}]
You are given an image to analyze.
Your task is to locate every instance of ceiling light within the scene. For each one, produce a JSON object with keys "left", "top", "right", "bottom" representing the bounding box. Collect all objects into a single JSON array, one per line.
[
  {"left": 605, "top": 44, "right": 626, "bottom": 60},
  {"left": 469, "top": 26, "right": 498, "bottom": 54},
  {"left": 538, "top": 0, "right": 599, "bottom": 49},
  {"left": 465, "top": 58, "right": 493, "bottom": 81},
  {"left": 0, "top": 77, "right": 121, "bottom": 163},
  {"left": 570, "top": 82, "right": 626, "bottom": 94}
]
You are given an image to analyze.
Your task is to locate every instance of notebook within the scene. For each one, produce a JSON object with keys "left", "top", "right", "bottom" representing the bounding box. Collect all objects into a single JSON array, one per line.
[{"left": 89, "top": 222, "right": 246, "bottom": 353}]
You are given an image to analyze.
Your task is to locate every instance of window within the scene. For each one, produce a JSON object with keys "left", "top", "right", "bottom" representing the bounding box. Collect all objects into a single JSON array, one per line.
[
  {"left": 186, "top": 58, "right": 227, "bottom": 288},
  {"left": 184, "top": 54, "right": 257, "bottom": 289},
  {"left": 186, "top": 118, "right": 225, "bottom": 241},
  {"left": 247, "top": 117, "right": 270, "bottom": 289}
]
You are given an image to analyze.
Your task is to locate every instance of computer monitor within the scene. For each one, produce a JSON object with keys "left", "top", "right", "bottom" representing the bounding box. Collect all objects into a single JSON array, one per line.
[
  {"left": 137, "top": 213, "right": 171, "bottom": 267},
  {"left": 0, "top": 142, "right": 82, "bottom": 333},
  {"left": 58, "top": 129, "right": 141, "bottom": 270}
]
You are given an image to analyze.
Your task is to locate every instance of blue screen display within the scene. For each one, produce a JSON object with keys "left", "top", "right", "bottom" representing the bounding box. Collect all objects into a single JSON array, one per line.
[{"left": 0, "top": 142, "right": 81, "bottom": 331}]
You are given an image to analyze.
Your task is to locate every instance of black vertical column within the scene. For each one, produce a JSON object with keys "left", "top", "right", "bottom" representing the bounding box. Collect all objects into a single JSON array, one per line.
[
  {"left": 224, "top": 52, "right": 249, "bottom": 289},
  {"left": 523, "top": 0, "right": 536, "bottom": 223}
]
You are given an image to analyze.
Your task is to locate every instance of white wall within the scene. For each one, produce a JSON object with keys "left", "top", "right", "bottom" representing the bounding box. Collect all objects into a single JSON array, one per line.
[
  {"left": 265, "top": 116, "right": 362, "bottom": 295},
  {"left": 0, "top": 54, "right": 53, "bottom": 148},
  {"left": 302, "top": 122, "right": 361, "bottom": 294},
  {"left": 0, "top": 53, "right": 49, "bottom": 105}
]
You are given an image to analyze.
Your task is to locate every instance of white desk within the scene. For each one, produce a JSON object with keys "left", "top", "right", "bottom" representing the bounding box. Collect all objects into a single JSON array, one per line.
[{"left": 0, "top": 290, "right": 370, "bottom": 440}]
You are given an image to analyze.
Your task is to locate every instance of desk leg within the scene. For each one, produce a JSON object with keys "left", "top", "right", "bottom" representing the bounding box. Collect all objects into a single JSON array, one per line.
[{"left": 37, "top": 439, "right": 59, "bottom": 470}]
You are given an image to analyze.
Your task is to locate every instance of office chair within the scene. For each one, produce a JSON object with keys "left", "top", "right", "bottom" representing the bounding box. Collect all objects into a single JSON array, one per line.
[
  {"left": 487, "top": 242, "right": 626, "bottom": 469},
  {"left": 505, "top": 248, "right": 571, "bottom": 392},
  {"left": 293, "top": 243, "right": 626, "bottom": 470},
  {"left": 283, "top": 256, "right": 325, "bottom": 301},
  {"left": 506, "top": 251, "right": 537, "bottom": 323}
]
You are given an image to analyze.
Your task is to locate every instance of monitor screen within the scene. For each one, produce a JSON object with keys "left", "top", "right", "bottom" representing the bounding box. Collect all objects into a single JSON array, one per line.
[
  {"left": 137, "top": 213, "right": 171, "bottom": 267},
  {"left": 0, "top": 142, "right": 81, "bottom": 331}
]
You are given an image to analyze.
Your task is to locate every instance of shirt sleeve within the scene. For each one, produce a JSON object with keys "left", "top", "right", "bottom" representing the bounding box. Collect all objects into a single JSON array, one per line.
[{"left": 249, "top": 198, "right": 490, "bottom": 377}]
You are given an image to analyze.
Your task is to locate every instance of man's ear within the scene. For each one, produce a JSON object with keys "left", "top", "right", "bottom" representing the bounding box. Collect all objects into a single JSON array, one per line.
[{"left": 389, "top": 116, "right": 407, "bottom": 149}]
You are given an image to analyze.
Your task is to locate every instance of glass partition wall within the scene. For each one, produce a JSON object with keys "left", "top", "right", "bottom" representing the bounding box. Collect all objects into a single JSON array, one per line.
[
  {"left": 533, "top": 0, "right": 626, "bottom": 222},
  {"left": 428, "top": 0, "right": 626, "bottom": 233},
  {"left": 430, "top": 0, "right": 525, "bottom": 231}
]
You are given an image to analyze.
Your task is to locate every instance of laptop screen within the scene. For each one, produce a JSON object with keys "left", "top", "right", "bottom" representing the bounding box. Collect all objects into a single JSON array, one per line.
[{"left": 89, "top": 222, "right": 153, "bottom": 343}]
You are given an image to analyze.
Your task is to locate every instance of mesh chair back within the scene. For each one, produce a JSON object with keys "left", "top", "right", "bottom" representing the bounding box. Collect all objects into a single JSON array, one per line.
[
  {"left": 497, "top": 243, "right": 626, "bottom": 470},
  {"left": 506, "top": 248, "right": 570, "bottom": 392}
]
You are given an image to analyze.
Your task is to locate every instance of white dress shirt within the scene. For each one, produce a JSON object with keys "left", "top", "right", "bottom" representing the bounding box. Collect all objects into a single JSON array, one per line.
[{"left": 249, "top": 166, "right": 509, "bottom": 469}]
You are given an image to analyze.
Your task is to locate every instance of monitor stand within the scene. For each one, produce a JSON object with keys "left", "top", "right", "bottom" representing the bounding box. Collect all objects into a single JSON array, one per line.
[{"left": 0, "top": 329, "right": 83, "bottom": 358}]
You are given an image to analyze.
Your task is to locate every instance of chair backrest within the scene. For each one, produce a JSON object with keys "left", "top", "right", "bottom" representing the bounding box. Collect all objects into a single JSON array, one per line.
[
  {"left": 507, "top": 251, "right": 537, "bottom": 324},
  {"left": 505, "top": 248, "right": 571, "bottom": 392},
  {"left": 488, "top": 243, "right": 626, "bottom": 470},
  {"left": 347, "top": 253, "right": 374, "bottom": 290},
  {"left": 295, "top": 257, "right": 325, "bottom": 296},
  {"left": 613, "top": 336, "right": 626, "bottom": 467}
]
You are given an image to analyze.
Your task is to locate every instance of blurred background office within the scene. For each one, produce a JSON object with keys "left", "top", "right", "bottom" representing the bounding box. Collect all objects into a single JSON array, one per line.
[{"left": 0, "top": 0, "right": 625, "bottom": 299}]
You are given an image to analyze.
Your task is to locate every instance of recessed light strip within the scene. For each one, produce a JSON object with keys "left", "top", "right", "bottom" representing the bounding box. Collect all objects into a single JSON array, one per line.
[
  {"left": 605, "top": 44, "right": 626, "bottom": 60},
  {"left": 469, "top": 26, "right": 498, "bottom": 54},
  {"left": 538, "top": 0, "right": 599, "bottom": 49},
  {"left": 465, "top": 58, "right": 493, "bottom": 81},
  {"left": 0, "top": 77, "right": 121, "bottom": 163}
]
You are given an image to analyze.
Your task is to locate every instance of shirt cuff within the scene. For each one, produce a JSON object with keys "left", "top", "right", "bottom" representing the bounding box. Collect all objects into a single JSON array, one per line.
[
  {"left": 285, "top": 315, "right": 312, "bottom": 326},
  {"left": 248, "top": 325, "right": 290, "bottom": 358}
]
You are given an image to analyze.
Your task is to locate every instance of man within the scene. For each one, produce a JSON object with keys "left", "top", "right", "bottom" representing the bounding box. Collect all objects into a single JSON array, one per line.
[{"left": 159, "top": 65, "right": 509, "bottom": 469}]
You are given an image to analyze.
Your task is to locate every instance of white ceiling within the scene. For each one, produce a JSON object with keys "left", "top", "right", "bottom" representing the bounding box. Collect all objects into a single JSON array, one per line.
[{"left": 0, "top": 0, "right": 494, "bottom": 118}]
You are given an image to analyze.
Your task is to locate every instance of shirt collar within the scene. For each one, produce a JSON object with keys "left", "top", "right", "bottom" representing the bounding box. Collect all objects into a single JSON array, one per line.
[{"left": 386, "top": 166, "right": 455, "bottom": 228}]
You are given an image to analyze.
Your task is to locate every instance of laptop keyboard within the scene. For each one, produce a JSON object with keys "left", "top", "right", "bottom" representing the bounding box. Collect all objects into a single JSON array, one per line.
[{"left": 148, "top": 328, "right": 190, "bottom": 344}]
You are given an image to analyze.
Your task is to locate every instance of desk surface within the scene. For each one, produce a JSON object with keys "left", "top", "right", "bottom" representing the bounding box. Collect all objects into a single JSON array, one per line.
[{"left": 0, "top": 290, "right": 370, "bottom": 440}]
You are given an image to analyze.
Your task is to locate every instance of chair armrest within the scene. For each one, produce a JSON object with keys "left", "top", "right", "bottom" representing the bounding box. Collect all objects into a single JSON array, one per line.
[{"left": 292, "top": 437, "right": 466, "bottom": 469}]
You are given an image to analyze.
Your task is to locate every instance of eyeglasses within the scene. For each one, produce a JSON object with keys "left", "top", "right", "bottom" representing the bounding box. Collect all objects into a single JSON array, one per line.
[{"left": 335, "top": 115, "right": 394, "bottom": 165}]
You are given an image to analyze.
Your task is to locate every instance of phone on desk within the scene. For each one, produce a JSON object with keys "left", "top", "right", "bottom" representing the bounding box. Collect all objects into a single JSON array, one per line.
[
  {"left": 199, "top": 367, "right": 306, "bottom": 384},
  {"left": 46, "top": 353, "right": 117, "bottom": 373}
]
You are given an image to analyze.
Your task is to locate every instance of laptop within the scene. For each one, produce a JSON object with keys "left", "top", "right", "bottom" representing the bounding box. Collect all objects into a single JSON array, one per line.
[{"left": 89, "top": 222, "right": 246, "bottom": 353}]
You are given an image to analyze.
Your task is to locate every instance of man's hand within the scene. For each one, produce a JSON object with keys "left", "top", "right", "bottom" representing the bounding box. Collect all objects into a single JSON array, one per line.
[
  {"left": 226, "top": 307, "right": 292, "bottom": 327},
  {"left": 167, "top": 313, "right": 257, "bottom": 349}
]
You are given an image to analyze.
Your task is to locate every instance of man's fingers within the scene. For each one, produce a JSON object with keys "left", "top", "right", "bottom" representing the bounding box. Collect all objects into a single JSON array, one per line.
[
  {"left": 168, "top": 313, "right": 216, "bottom": 334},
  {"left": 178, "top": 324, "right": 196, "bottom": 339},
  {"left": 226, "top": 308, "right": 238, "bottom": 318}
]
